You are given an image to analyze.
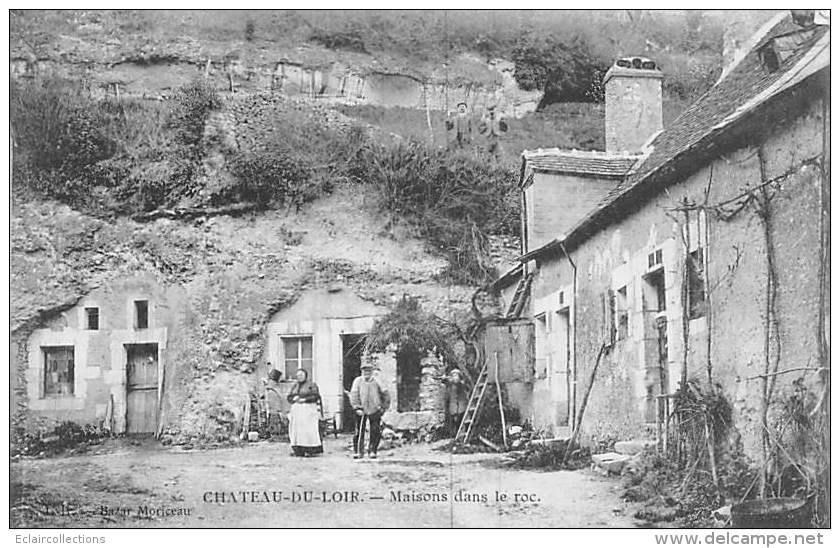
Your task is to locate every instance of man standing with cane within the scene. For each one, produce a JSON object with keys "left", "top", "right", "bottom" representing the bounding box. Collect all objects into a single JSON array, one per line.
[{"left": 349, "top": 363, "right": 391, "bottom": 459}]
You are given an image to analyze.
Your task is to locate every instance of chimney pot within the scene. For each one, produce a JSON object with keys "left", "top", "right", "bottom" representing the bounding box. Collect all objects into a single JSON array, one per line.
[
  {"left": 603, "top": 57, "right": 663, "bottom": 153},
  {"left": 790, "top": 10, "right": 815, "bottom": 27}
]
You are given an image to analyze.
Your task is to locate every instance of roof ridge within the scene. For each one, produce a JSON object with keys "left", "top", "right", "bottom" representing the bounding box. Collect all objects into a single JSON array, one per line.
[
  {"left": 523, "top": 148, "right": 641, "bottom": 159},
  {"left": 716, "top": 11, "right": 788, "bottom": 85},
  {"left": 519, "top": 13, "right": 829, "bottom": 263}
]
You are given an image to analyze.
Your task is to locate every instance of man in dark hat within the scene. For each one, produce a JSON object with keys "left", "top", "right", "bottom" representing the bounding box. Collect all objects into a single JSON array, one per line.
[
  {"left": 262, "top": 366, "right": 288, "bottom": 438},
  {"left": 349, "top": 363, "right": 391, "bottom": 459},
  {"left": 446, "top": 101, "right": 473, "bottom": 148}
]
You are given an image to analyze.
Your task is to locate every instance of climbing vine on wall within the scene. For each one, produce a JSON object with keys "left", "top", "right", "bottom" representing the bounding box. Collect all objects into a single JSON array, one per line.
[{"left": 665, "top": 148, "right": 828, "bottom": 520}]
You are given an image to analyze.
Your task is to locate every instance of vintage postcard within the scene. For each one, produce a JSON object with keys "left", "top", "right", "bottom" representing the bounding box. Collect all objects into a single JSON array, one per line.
[{"left": 8, "top": 8, "right": 830, "bottom": 531}]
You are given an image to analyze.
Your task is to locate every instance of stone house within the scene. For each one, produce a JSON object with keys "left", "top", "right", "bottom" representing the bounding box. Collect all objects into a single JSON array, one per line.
[
  {"left": 262, "top": 287, "right": 446, "bottom": 432},
  {"left": 502, "top": 12, "right": 829, "bottom": 457},
  {"left": 14, "top": 279, "right": 449, "bottom": 437},
  {"left": 13, "top": 274, "right": 189, "bottom": 435}
]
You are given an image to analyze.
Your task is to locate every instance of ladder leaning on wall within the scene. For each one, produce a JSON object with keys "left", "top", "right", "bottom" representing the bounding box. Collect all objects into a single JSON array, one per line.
[
  {"left": 506, "top": 272, "right": 534, "bottom": 318},
  {"left": 453, "top": 362, "right": 490, "bottom": 446},
  {"left": 453, "top": 350, "right": 509, "bottom": 448},
  {"left": 454, "top": 272, "right": 530, "bottom": 447}
]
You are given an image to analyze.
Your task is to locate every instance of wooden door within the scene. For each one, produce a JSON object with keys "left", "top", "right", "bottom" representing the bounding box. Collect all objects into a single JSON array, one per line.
[
  {"left": 126, "top": 344, "right": 159, "bottom": 434},
  {"left": 550, "top": 310, "right": 571, "bottom": 427}
]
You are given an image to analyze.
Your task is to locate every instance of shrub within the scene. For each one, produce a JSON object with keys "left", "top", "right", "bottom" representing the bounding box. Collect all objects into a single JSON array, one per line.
[
  {"left": 11, "top": 78, "right": 116, "bottom": 182},
  {"left": 167, "top": 79, "right": 222, "bottom": 150},
  {"left": 12, "top": 421, "right": 107, "bottom": 457},
  {"left": 225, "top": 151, "right": 314, "bottom": 208},
  {"left": 506, "top": 438, "right": 591, "bottom": 470},
  {"left": 98, "top": 97, "right": 172, "bottom": 163},
  {"left": 309, "top": 28, "right": 368, "bottom": 54},
  {"left": 512, "top": 32, "right": 608, "bottom": 105},
  {"left": 358, "top": 140, "right": 517, "bottom": 284},
  {"left": 10, "top": 78, "right": 124, "bottom": 211},
  {"left": 126, "top": 157, "right": 199, "bottom": 211},
  {"left": 664, "top": 60, "right": 721, "bottom": 101},
  {"left": 366, "top": 295, "right": 452, "bottom": 356}
]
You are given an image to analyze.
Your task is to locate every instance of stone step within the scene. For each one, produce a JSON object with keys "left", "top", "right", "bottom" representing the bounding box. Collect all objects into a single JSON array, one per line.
[
  {"left": 591, "top": 452, "right": 632, "bottom": 475},
  {"left": 527, "top": 437, "right": 569, "bottom": 450},
  {"left": 614, "top": 439, "right": 656, "bottom": 455}
]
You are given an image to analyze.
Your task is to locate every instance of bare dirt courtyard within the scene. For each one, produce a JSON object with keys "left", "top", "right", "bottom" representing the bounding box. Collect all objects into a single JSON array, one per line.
[{"left": 11, "top": 436, "right": 644, "bottom": 528}]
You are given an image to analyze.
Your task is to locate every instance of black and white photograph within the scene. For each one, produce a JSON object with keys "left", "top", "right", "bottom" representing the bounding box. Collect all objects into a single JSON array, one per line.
[{"left": 7, "top": 8, "right": 831, "bottom": 532}]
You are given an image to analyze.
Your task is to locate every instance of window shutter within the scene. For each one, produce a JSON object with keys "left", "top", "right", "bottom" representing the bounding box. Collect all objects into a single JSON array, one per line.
[
  {"left": 601, "top": 292, "right": 608, "bottom": 342},
  {"left": 602, "top": 290, "right": 617, "bottom": 346}
]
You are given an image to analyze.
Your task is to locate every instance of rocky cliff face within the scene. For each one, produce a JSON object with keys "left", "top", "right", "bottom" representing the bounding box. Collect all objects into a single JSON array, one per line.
[
  {"left": 9, "top": 9, "right": 524, "bottom": 446},
  {"left": 11, "top": 54, "right": 541, "bottom": 119},
  {"left": 11, "top": 9, "right": 541, "bottom": 118},
  {"left": 11, "top": 181, "right": 492, "bottom": 444}
]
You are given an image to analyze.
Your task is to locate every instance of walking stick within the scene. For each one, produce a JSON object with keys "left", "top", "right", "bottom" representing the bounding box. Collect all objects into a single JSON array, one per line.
[{"left": 358, "top": 413, "right": 367, "bottom": 458}]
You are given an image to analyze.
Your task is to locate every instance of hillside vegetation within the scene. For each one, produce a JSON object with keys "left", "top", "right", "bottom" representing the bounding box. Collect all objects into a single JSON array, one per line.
[
  {"left": 11, "top": 10, "right": 725, "bottom": 105},
  {"left": 9, "top": 10, "right": 734, "bottom": 285},
  {"left": 11, "top": 78, "right": 516, "bottom": 285}
]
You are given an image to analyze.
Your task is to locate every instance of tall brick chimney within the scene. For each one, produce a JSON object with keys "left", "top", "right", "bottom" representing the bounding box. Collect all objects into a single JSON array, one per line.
[{"left": 603, "top": 57, "right": 663, "bottom": 153}]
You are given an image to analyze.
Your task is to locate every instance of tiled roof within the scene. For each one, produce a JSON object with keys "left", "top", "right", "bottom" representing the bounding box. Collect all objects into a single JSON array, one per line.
[
  {"left": 599, "top": 16, "right": 828, "bottom": 209},
  {"left": 491, "top": 264, "right": 523, "bottom": 290},
  {"left": 520, "top": 13, "right": 829, "bottom": 262},
  {"left": 522, "top": 149, "right": 640, "bottom": 180}
]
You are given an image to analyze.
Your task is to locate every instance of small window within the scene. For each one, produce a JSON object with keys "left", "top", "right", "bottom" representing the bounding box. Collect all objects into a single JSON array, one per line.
[
  {"left": 688, "top": 249, "right": 707, "bottom": 319},
  {"left": 615, "top": 286, "right": 629, "bottom": 341},
  {"left": 134, "top": 300, "right": 149, "bottom": 329},
  {"left": 758, "top": 44, "right": 780, "bottom": 72},
  {"left": 85, "top": 307, "right": 99, "bottom": 330},
  {"left": 283, "top": 336, "right": 313, "bottom": 379},
  {"left": 648, "top": 249, "right": 663, "bottom": 269},
  {"left": 43, "top": 346, "right": 74, "bottom": 396}
]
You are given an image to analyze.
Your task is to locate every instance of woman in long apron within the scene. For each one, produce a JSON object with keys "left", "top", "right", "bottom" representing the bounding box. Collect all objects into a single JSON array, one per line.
[{"left": 286, "top": 368, "right": 323, "bottom": 457}]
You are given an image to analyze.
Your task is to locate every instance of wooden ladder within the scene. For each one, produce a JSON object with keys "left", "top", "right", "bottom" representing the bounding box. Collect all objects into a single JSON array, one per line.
[
  {"left": 506, "top": 273, "right": 533, "bottom": 318},
  {"left": 453, "top": 362, "right": 490, "bottom": 446}
]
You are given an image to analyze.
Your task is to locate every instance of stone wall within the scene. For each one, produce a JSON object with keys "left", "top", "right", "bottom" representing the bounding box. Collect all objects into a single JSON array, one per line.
[
  {"left": 524, "top": 171, "right": 621, "bottom": 251},
  {"left": 529, "top": 94, "right": 827, "bottom": 457},
  {"left": 604, "top": 67, "right": 663, "bottom": 153},
  {"left": 263, "top": 287, "right": 385, "bottom": 431},
  {"left": 17, "top": 274, "right": 189, "bottom": 435},
  {"left": 379, "top": 352, "right": 446, "bottom": 433}
]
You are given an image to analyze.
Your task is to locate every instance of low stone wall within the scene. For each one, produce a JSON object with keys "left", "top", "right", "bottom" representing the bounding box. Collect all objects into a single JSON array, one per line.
[{"left": 380, "top": 352, "right": 446, "bottom": 433}]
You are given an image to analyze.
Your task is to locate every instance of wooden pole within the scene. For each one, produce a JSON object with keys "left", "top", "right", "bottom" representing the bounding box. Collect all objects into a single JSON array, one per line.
[
  {"left": 656, "top": 396, "right": 662, "bottom": 451},
  {"left": 155, "top": 357, "right": 166, "bottom": 439},
  {"left": 242, "top": 394, "right": 251, "bottom": 437},
  {"left": 494, "top": 352, "right": 508, "bottom": 449},
  {"left": 424, "top": 84, "right": 434, "bottom": 145},
  {"left": 443, "top": 10, "right": 449, "bottom": 115},
  {"left": 704, "top": 415, "right": 720, "bottom": 491},
  {"left": 562, "top": 343, "right": 607, "bottom": 466},
  {"left": 664, "top": 396, "right": 670, "bottom": 454},
  {"left": 104, "top": 394, "right": 114, "bottom": 434}
]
